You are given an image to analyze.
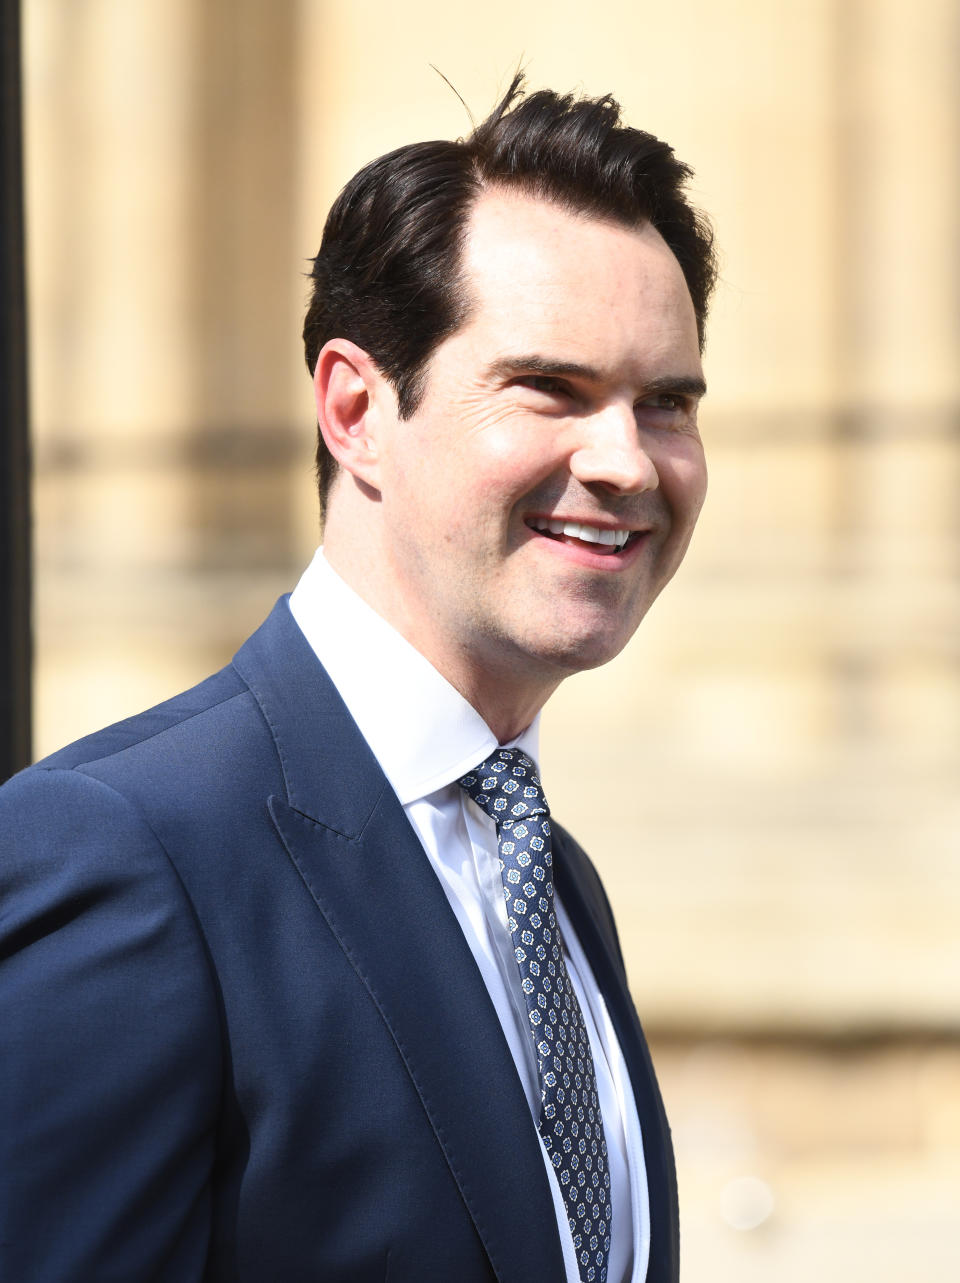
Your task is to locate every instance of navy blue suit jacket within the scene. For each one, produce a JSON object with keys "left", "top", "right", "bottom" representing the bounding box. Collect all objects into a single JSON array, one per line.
[{"left": 0, "top": 599, "right": 679, "bottom": 1282}]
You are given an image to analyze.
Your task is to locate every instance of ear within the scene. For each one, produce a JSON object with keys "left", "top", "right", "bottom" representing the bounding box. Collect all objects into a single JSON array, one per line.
[{"left": 313, "top": 338, "right": 388, "bottom": 491}]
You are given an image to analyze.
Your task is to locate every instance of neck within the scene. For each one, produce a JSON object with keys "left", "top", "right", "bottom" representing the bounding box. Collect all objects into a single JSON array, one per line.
[
  {"left": 322, "top": 525, "right": 559, "bottom": 745},
  {"left": 448, "top": 662, "right": 558, "bottom": 745}
]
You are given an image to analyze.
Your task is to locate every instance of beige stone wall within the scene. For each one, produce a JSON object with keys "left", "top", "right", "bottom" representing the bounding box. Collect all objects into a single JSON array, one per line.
[
  {"left": 655, "top": 1035, "right": 960, "bottom": 1280},
  {"left": 23, "top": 2, "right": 960, "bottom": 1279}
]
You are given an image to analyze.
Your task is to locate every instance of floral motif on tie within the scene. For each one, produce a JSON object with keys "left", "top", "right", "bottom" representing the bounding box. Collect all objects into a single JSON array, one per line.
[{"left": 460, "top": 749, "right": 611, "bottom": 1283}]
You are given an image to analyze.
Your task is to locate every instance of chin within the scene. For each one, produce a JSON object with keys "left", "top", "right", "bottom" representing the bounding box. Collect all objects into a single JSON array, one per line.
[
  {"left": 565, "top": 637, "right": 633, "bottom": 673},
  {"left": 524, "top": 624, "right": 638, "bottom": 677}
]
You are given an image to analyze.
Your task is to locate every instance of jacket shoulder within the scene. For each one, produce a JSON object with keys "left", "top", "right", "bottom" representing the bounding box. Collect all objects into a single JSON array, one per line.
[
  {"left": 34, "top": 663, "right": 248, "bottom": 774},
  {"left": 0, "top": 764, "right": 223, "bottom": 1280}
]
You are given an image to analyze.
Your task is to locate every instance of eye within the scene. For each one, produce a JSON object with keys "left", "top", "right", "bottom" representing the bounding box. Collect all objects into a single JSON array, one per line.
[
  {"left": 640, "top": 392, "right": 685, "bottom": 412},
  {"left": 636, "top": 391, "right": 697, "bottom": 425},
  {"left": 516, "top": 375, "right": 571, "bottom": 397}
]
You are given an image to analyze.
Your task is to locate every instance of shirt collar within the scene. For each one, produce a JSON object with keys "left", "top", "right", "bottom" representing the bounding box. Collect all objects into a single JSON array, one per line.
[{"left": 288, "top": 548, "right": 541, "bottom": 806}]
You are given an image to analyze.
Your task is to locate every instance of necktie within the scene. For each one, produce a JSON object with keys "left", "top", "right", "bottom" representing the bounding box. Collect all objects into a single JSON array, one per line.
[{"left": 459, "top": 749, "right": 611, "bottom": 1283}]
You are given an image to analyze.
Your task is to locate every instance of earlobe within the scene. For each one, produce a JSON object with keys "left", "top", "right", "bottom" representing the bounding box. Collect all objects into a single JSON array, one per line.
[{"left": 313, "top": 339, "right": 384, "bottom": 489}]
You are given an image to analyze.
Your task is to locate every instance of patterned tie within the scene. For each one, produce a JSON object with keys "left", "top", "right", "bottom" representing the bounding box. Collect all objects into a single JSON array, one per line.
[{"left": 459, "top": 749, "right": 611, "bottom": 1283}]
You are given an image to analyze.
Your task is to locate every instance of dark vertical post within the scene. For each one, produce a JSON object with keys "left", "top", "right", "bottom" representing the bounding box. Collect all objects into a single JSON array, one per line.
[{"left": 1, "top": 0, "right": 32, "bottom": 779}]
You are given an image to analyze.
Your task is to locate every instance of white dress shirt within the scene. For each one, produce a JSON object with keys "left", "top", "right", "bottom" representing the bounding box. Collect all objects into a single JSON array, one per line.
[{"left": 289, "top": 548, "right": 650, "bottom": 1283}]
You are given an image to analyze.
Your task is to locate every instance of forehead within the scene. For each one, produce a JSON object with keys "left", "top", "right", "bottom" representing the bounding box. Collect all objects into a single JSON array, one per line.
[{"left": 454, "top": 189, "right": 699, "bottom": 372}]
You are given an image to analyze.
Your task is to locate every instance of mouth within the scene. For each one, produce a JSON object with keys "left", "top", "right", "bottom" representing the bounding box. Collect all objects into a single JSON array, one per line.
[{"left": 525, "top": 516, "right": 638, "bottom": 557}]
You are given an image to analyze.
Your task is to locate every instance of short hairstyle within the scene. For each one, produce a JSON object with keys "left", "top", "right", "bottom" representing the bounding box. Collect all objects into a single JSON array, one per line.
[{"left": 303, "top": 74, "right": 717, "bottom": 513}]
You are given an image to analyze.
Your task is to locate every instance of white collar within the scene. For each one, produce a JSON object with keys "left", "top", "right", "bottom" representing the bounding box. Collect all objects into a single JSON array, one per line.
[{"left": 288, "top": 548, "right": 540, "bottom": 806}]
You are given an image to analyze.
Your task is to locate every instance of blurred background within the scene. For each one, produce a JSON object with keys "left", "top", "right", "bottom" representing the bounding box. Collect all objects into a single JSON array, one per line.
[{"left": 19, "top": 0, "right": 960, "bottom": 1278}]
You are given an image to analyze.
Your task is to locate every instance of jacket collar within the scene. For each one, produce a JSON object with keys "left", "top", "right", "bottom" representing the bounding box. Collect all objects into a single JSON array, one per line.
[{"left": 232, "top": 596, "right": 388, "bottom": 835}]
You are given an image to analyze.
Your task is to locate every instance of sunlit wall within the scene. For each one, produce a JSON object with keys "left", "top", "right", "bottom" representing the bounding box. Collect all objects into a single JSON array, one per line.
[{"left": 24, "top": 2, "right": 960, "bottom": 1279}]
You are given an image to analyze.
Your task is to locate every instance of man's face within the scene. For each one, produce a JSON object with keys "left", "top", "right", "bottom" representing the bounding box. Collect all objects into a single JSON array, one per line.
[{"left": 369, "top": 189, "right": 707, "bottom": 709}]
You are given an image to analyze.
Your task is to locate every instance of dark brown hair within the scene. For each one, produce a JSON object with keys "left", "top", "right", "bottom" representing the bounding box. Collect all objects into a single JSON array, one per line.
[{"left": 303, "top": 74, "right": 717, "bottom": 512}]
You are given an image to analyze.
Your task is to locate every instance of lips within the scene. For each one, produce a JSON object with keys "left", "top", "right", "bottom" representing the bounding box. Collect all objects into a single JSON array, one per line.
[{"left": 526, "top": 517, "right": 634, "bottom": 555}]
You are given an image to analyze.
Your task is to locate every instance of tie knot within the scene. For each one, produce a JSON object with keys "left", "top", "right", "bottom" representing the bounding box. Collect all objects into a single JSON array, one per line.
[{"left": 458, "top": 748, "right": 549, "bottom": 827}]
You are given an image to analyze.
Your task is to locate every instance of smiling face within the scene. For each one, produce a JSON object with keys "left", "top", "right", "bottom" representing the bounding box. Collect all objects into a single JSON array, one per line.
[{"left": 325, "top": 188, "right": 708, "bottom": 737}]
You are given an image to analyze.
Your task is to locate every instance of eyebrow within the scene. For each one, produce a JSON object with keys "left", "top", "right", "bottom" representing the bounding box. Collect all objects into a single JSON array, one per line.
[
  {"left": 641, "top": 373, "right": 708, "bottom": 399},
  {"left": 486, "top": 354, "right": 707, "bottom": 399}
]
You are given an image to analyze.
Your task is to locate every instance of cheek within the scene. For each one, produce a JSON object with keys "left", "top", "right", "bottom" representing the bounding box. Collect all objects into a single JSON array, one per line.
[
  {"left": 477, "top": 424, "right": 572, "bottom": 507},
  {"left": 658, "top": 443, "right": 707, "bottom": 525},
  {"left": 387, "top": 407, "right": 563, "bottom": 545}
]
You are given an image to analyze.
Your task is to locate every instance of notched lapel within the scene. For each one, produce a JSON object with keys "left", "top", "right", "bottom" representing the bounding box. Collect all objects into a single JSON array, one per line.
[
  {"left": 268, "top": 790, "right": 567, "bottom": 1283},
  {"left": 235, "top": 602, "right": 566, "bottom": 1282}
]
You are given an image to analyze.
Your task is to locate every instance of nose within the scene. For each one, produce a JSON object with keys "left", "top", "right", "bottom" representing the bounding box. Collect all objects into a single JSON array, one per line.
[{"left": 569, "top": 405, "right": 659, "bottom": 495}]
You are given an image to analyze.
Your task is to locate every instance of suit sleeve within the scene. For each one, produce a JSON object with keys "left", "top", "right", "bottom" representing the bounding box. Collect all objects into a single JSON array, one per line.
[{"left": 0, "top": 767, "right": 222, "bottom": 1282}]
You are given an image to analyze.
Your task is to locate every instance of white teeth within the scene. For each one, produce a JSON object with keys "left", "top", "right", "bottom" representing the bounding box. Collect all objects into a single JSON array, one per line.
[{"left": 531, "top": 517, "right": 632, "bottom": 549}]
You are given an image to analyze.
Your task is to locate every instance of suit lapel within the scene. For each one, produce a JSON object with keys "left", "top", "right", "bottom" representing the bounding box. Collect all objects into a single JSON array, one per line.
[
  {"left": 554, "top": 828, "right": 680, "bottom": 1283},
  {"left": 233, "top": 601, "right": 565, "bottom": 1283}
]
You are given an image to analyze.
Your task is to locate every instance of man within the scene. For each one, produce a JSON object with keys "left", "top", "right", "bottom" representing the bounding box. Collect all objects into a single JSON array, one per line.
[{"left": 0, "top": 78, "right": 714, "bottom": 1281}]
